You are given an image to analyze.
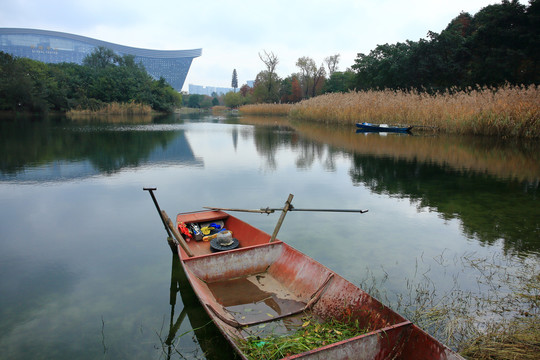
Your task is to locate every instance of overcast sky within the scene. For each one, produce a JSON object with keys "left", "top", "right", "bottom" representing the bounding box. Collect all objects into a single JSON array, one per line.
[{"left": 0, "top": 0, "right": 527, "bottom": 91}]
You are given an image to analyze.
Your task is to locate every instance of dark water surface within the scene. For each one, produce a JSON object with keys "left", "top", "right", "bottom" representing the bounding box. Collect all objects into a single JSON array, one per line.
[{"left": 1, "top": 113, "right": 538, "bottom": 359}]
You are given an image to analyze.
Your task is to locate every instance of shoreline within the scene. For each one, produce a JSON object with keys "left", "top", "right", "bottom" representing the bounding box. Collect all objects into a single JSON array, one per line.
[{"left": 239, "top": 85, "right": 539, "bottom": 139}]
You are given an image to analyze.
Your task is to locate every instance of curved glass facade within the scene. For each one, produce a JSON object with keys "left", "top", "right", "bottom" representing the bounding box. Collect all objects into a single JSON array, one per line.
[{"left": 0, "top": 28, "right": 201, "bottom": 91}]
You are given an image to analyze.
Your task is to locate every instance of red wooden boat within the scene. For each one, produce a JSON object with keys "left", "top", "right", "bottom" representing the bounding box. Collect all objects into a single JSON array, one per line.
[{"left": 145, "top": 189, "right": 464, "bottom": 359}]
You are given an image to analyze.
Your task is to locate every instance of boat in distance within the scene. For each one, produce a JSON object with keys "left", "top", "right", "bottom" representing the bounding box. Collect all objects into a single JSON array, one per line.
[
  {"left": 356, "top": 122, "right": 413, "bottom": 133},
  {"left": 163, "top": 208, "right": 465, "bottom": 360}
]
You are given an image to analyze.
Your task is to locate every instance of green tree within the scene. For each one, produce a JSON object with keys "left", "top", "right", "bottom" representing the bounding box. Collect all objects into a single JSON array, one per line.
[
  {"left": 0, "top": 54, "right": 55, "bottom": 112},
  {"left": 223, "top": 91, "right": 243, "bottom": 108},
  {"left": 200, "top": 96, "right": 213, "bottom": 109},
  {"left": 279, "top": 76, "right": 293, "bottom": 103},
  {"left": 0, "top": 47, "right": 181, "bottom": 113},
  {"left": 323, "top": 70, "right": 356, "bottom": 93},
  {"left": 468, "top": 0, "right": 532, "bottom": 85},
  {"left": 351, "top": 0, "right": 539, "bottom": 90},
  {"left": 252, "top": 70, "right": 281, "bottom": 103},
  {"left": 187, "top": 94, "right": 202, "bottom": 108},
  {"left": 231, "top": 69, "right": 238, "bottom": 92},
  {"left": 82, "top": 46, "right": 121, "bottom": 68}
]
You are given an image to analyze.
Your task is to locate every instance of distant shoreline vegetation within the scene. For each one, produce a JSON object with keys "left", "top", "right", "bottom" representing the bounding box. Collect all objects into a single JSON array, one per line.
[
  {"left": 66, "top": 102, "right": 153, "bottom": 116},
  {"left": 239, "top": 85, "right": 540, "bottom": 138},
  {"left": 234, "top": 0, "right": 539, "bottom": 138},
  {"left": 0, "top": 47, "right": 181, "bottom": 114}
]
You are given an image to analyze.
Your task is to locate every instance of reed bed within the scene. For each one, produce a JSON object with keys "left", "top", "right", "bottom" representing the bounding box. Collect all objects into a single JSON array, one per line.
[
  {"left": 238, "top": 103, "right": 293, "bottom": 116},
  {"left": 460, "top": 317, "right": 539, "bottom": 360},
  {"left": 211, "top": 105, "right": 229, "bottom": 114},
  {"left": 289, "top": 85, "right": 540, "bottom": 138},
  {"left": 66, "top": 101, "right": 152, "bottom": 116}
]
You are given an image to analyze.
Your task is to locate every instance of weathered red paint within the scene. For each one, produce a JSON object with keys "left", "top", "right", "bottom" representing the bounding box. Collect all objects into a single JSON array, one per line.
[{"left": 175, "top": 210, "right": 465, "bottom": 360}]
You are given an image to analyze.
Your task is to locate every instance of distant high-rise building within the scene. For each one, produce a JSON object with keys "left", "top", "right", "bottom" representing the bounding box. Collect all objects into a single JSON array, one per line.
[
  {"left": 0, "top": 28, "right": 202, "bottom": 91},
  {"left": 188, "top": 84, "right": 233, "bottom": 96}
]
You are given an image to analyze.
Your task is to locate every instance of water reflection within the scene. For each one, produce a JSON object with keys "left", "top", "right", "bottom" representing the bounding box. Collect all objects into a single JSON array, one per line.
[
  {"left": 166, "top": 254, "right": 237, "bottom": 360},
  {"left": 0, "top": 117, "right": 202, "bottom": 182},
  {"left": 241, "top": 117, "right": 539, "bottom": 255},
  {"left": 3, "top": 115, "right": 539, "bottom": 183},
  {"left": 1, "top": 113, "right": 539, "bottom": 360},
  {"left": 349, "top": 154, "right": 539, "bottom": 255},
  {"left": 1, "top": 114, "right": 538, "bottom": 256},
  {"left": 293, "top": 121, "right": 540, "bottom": 183},
  {"left": 0, "top": 257, "right": 78, "bottom": 341}
]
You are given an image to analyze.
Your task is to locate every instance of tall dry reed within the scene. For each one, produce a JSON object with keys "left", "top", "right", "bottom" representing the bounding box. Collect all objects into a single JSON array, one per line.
[
  {"left": 238, "top": 103, "right": 293, "bottom": 116},
  {"left": 289, "top": 85, "right": 539, "bottom": 138},
  {"left": 212, "top": 105, "right": 228, "bottom": 114},
  {"left": 67, "top": 101, "right": 152, "bottom": 116}
]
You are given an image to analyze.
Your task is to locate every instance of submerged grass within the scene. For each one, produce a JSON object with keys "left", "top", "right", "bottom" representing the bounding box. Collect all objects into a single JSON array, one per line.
[
  {"left": 239, "top": 315, "right": 370, "bottom": 360},
  {"left": 359, "top": 252, "right": 539, "bottom": 360}
]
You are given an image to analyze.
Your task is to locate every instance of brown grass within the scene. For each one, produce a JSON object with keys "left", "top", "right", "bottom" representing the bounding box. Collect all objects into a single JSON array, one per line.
[
  {"left": 211, "top": 105, "right": 229, "bottom": 114},
  {"left": 289, "top": 85, "right": 540, "bottom": 138},
  {"left": 460, "top": 317, "right": 540, "bottom": 360},
  {"left": 358, "top": 253, "right": 539, "bottom": 360},
  {"left": 238, "top": 103, "right": 293, "bottom": 116},
  {"left": 66, "top": 101, "right": 153, "bottom": 116}
]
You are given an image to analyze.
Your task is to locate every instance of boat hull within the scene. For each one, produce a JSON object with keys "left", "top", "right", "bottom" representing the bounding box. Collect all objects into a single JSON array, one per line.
[
  {"left": 356, "top": 122, "right": 412, "bottom": 133},
  {"left": 174, "top": 210, "right": 464, "bottom": 360}
]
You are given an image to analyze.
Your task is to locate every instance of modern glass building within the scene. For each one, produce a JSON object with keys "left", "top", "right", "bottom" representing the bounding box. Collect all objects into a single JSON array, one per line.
[{"left": 0, "top": 28, "right": 201, "bottom": 91}]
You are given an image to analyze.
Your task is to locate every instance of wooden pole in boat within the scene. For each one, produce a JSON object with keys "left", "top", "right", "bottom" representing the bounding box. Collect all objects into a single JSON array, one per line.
[
  {"left": 144, "top": 187, "right": 173, "bottom": 238},
  {"left": 143, "top": 187, "right": 194, "bottom": 257},
  {"left": 269, "top": 194, "right": 294, "bottom": 242},
  {"left": 143, "top": 187, "right": 178, "bottom": 251}
]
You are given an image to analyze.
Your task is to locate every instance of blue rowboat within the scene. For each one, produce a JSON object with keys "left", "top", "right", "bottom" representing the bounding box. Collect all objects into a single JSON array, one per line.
[{"left": 356, "top": 122, "right": 412, "bottom": 133}]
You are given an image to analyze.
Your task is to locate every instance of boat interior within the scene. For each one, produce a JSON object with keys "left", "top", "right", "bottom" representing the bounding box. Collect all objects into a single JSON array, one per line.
[{"left": 175, "top": 210, "right": 462, "bottom": 359}]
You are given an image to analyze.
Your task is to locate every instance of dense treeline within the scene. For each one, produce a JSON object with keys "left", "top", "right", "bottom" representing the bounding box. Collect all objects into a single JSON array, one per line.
[
  {"left": 223, "top": 0, "right": 538, "bottom": 108},
  {"left": 0, "top": 47, "right": 181, "bottom": 113},
  {"left": 352, "top": 0, "right": 539, "bottom": 90}
]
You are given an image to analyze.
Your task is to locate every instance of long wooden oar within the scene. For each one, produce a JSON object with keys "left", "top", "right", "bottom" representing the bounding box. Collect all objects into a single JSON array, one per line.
[
  {"left": 203, "top": 206, "right": 368, "bottom": 214},
  {"left": 205, "top": 194, "right": 368, "bottom": 243}
]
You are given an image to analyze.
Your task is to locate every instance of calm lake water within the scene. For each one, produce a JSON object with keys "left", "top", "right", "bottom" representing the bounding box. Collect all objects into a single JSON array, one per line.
[{"left": 1, "top": 113, "right": 538, "bottom": 359}]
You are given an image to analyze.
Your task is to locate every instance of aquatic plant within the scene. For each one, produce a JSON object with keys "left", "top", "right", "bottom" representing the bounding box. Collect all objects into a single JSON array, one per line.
[
  {"left": 239, "top": 315, "right": 370, "bottom": 360},
  {"left": 358, "top": 252, "right": 540, "bottom": 359},
  {"left": 241, "top": 85, "right": 539, "bottom": 138},
  {"left": 238, "top": 103, "right": 293, "bottom": 116},
  {"left": 289, "top": 85, "right": 539, "bottom": 138},
  {"left": 66, "top": 101, "right": 152, "bottom": 116}
]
